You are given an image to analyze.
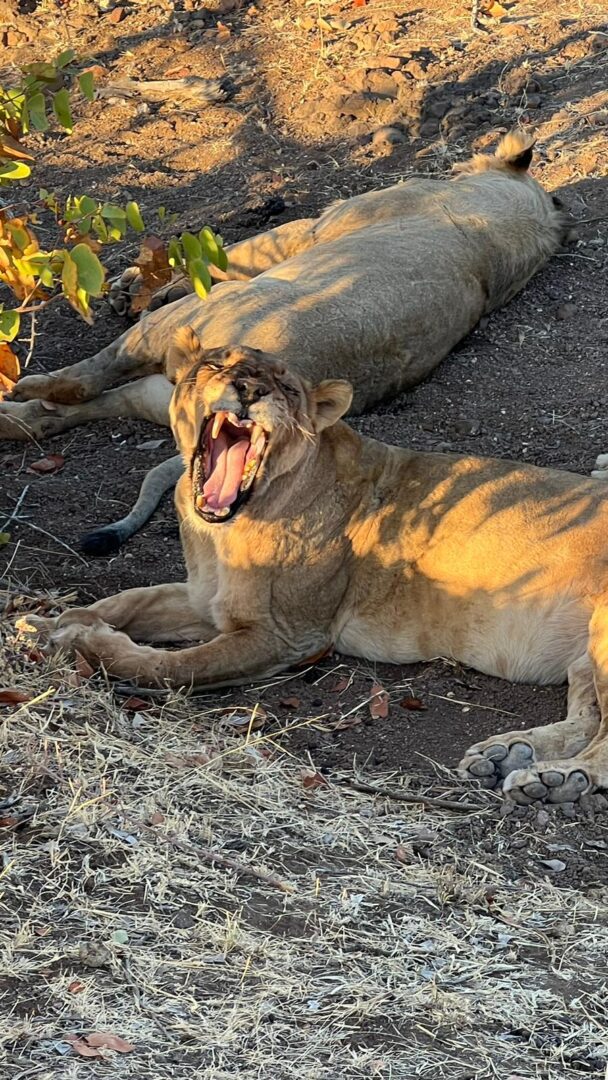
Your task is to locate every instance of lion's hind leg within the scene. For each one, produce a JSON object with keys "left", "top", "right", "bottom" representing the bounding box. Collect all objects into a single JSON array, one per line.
[
  {"left": 502, "top": 603, "right": 608, "bottom": 804},
  {"left": 459, "top": 653, "right": 600, "bottom": 793}
]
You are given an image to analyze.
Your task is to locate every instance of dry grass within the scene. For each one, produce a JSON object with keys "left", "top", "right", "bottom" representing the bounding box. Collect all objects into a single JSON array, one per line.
[{"left": 2, "top": 597, "right": 608, "bottom": 1079}]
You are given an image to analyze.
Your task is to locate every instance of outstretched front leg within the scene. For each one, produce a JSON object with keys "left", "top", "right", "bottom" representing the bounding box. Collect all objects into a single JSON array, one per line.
[
  {"left": 43, "top": 618, "right": 328, "bottom": 690},
  {"left": 0, "top": 374, "right": 172, "bottom": 440}
]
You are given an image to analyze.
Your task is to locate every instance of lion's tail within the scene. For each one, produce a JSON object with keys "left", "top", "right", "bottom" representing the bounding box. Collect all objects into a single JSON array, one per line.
[{"left": 80, "top": 454, "right": 183, "bottom": 557}]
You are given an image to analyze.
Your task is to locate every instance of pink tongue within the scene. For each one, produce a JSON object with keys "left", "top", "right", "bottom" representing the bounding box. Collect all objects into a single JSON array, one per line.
[{"left": 203, "top": 432, "right": 250, "bottom": 510}]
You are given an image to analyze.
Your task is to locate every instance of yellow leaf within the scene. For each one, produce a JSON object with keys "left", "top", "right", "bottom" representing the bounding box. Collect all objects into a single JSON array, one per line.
[{"left": 0, "top": 342, "right": 20, "bottom": 398}]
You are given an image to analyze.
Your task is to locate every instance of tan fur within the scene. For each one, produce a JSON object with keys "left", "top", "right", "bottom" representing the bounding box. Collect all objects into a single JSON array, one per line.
[
  {"left": 25, "top": 336, "right": 608, "bottom": 806},
  {"left": 1, "top": 131, "right": 564, "bottom": 433}
]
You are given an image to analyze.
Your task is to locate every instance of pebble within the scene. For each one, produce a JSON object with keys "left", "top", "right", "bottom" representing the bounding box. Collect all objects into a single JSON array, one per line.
[
  {"left": 540, "top": 858, "right": 566, "bottom": 872},
  {"left": 374, "top": 54, "right": 404, "bottom": 70},
  {"left": 107, "top": 5, "right": 127, "bottom": 21},
  {"left": 535, "top": 809, "right": 550, "bottom": 828},
  {"left": 555, "top": 302, "right": 577, "bottom": 320},
  {"left": 78, "top": 941, "right": 113, "bottom": 968},
  {"left": 403, "top": 59, "right": 428, "bottom": 80},
  {"left": 364, "top": 71, "right": 399, "bottom": 98},
  {"left": 371, "top": 125, "right": 406, "bottom": 147}
]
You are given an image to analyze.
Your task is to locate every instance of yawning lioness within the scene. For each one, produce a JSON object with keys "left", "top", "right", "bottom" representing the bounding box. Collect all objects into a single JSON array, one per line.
[{"left": 24, "top": 330, "right": 608, "bottom": 806}]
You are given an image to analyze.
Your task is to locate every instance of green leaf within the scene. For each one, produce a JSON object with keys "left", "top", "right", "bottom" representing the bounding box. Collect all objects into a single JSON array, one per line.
[
  {"left": 70, "top": 243, "right": 105, "bottom": 295},
  {"left": 167, "top": 237, "right": 183, "bottom": 268},
  {"left": 0, "top": 161, "right": 31, "bottom": 181},
  {"left": 0, "top": 310, "right": 20, "bottom": 342},
  {"left": 7, "top": 224, "right": 31, "bottom": 252},
  {"left": 56, "top": 48, "right": 76, "bottom": 69},
  {"left": 92, "top": 214, "right": 108, "bottom": 242},
  {"left": 23, "top": 61, "right": 58, "bottom": 82},
  {"left": 27, "top": 91, "right": 48, "bottom": 131},
  {"left": 188, "top": 257, "right": 212, "bottom": 300},
  {"left": 77, "top": 195, "right": 97, "bottom": 216},
  {"left": 199, "top": 226, "right": 227, "bottom": 271},
  {"left": 0, "top": 533, "right": 11, "bottom": 546},
  {"left": 40, "top": 265, "right": 54, "bottom": 288},
  {"left": 52, "top": 88, "right": 73, "bottom": 133},
  {"left": 157, "top": 206, "right": 166, "bottom": 222},
  {"left": 126, "top": 201, "right": 145, "bottom": 233},
  {"left": 181, "top": 232, "right": 202, "bottom": 263},
  {"left": 101, "top": 203, "right": 127, "bottom": 223},
  {"left": 78, "top": 70, "right": 95, "bottom": 102}
]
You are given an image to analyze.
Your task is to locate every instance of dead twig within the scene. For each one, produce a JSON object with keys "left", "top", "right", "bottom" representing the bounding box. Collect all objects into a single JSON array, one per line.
[
  {"left": 345, "top": 777, "right": 485, "bottom": 814},
  {"left": 170, "top": 837, "right": 297, "bottom": 894}
]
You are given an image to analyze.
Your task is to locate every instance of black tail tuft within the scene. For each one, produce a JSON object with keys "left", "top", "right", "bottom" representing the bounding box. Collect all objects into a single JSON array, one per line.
[{"left": 80, "top": 527, "right": 123, "bottom": 557}]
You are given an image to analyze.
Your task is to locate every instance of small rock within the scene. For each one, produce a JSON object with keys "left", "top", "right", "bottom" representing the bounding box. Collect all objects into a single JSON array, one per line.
[
  {"left": 78, "top": 941, "right": 113, "bottom": 968},
  {"left": 535, "top": 809, "right": 550, "bottom": 828},
  {"left": 540, "top": 858, "right": 566, "bottom": 872},
  {"left": 560, "top": 801, "right": 577, "bottom": 819},
  {"left": 426, "top": 99, "right": 448, "bottom": 119},
  {"left": 555, "top": 302, "right": 576, "bottom": 320},
  {"left": 364, "top": 71, "right": 399, "bottom": 98},
  {"left": 403, "top": 59, "right": 428, "bottom": 80},
  {"left": 107, "top": 4, "right": 127, "bottom": 20},
  {"left": 355, "top": 31, "right": 380, "bottom": 53},
  {"left": 173, "top": 906, "right": 197, "bottom": 929},
  {"left": 4, "top": 29, "right": 25, "bottom": 46},
  {"left": 450, "top": 418, "right": 482, "bottom": 436},
  {"left": 526, "top": 94, "right": 542, "bottom": 109},
  {"left": 372, "top": 125, "right": 406, "bottom": 147},
  {"left": 587, "top": 32, "right": 607, "bottom": 53},
  {"left": 375, "top": 54, "right": 404, "bottom": 70}
]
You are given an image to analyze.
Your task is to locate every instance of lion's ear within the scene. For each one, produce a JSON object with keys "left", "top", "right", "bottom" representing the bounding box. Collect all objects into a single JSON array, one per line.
[
  {"left": 165, "top": 326, "right": 203, "bottom": 384},
  {"left": 310, "top": 379, "right": 353, "bottom": 432}
]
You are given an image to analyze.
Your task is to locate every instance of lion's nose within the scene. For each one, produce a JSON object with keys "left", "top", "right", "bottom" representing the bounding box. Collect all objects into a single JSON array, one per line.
[{"left": 234, "top": 378, "right": 267, "bottom": 406}]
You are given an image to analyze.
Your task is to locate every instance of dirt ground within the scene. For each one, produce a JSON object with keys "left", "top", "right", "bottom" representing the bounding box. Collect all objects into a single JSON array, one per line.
[{"left": 2, "top": 0, "right": 608, "bottom": 1076}]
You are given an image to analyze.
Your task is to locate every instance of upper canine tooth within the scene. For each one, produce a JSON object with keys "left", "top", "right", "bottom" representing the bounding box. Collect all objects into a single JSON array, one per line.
[{"left": 212, "top": 412, "right": 225, "bottom": 439}]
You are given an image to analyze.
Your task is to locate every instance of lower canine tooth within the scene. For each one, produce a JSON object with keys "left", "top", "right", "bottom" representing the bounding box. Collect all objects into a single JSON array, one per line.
[{"left": 196, "top": 494, "right": 206, "bottom": 508}]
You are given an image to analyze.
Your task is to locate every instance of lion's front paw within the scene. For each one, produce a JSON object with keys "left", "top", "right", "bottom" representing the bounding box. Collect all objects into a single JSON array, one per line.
[
  {"left": 503, "top": 760, "right": 593, "bottom": 805},
  {"left": 458, "top": 738, "right": 536, "bottom": 789},
  {"left": 47, "top": 621, "right": 160, "bottom": 683}
]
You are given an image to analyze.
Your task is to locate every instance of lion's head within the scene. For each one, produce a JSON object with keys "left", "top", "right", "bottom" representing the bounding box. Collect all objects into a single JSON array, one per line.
[{"left": 167, "top": 327, "right": 352, "bottom": 524}]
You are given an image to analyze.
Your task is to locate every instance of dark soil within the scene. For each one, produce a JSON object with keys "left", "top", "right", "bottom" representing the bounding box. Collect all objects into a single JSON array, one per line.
[{"left": 2, "top": 0, "right": 608, "bottom": 781}]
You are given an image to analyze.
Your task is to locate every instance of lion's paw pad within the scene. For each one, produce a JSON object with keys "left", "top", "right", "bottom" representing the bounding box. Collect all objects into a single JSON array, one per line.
[
  {"left": 503, "top": 765, "right": 591, "bottom": 804},
  {"left": 459, "top": 740, "right": 535, "bottom": 787}
]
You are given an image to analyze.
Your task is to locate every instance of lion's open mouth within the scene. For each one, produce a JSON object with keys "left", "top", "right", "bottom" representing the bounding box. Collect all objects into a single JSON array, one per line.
[{"left": 192, "top": 411, "right": 267, "bottom": 522}]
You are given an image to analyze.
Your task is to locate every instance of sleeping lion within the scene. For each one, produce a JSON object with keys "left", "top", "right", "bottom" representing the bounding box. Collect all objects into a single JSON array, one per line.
[
  {"left": 1, "top": 131, "right": 566, "bottom": 554},
  {"left": 23, "top": 328, "right": 608, "bottom": 806}
]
